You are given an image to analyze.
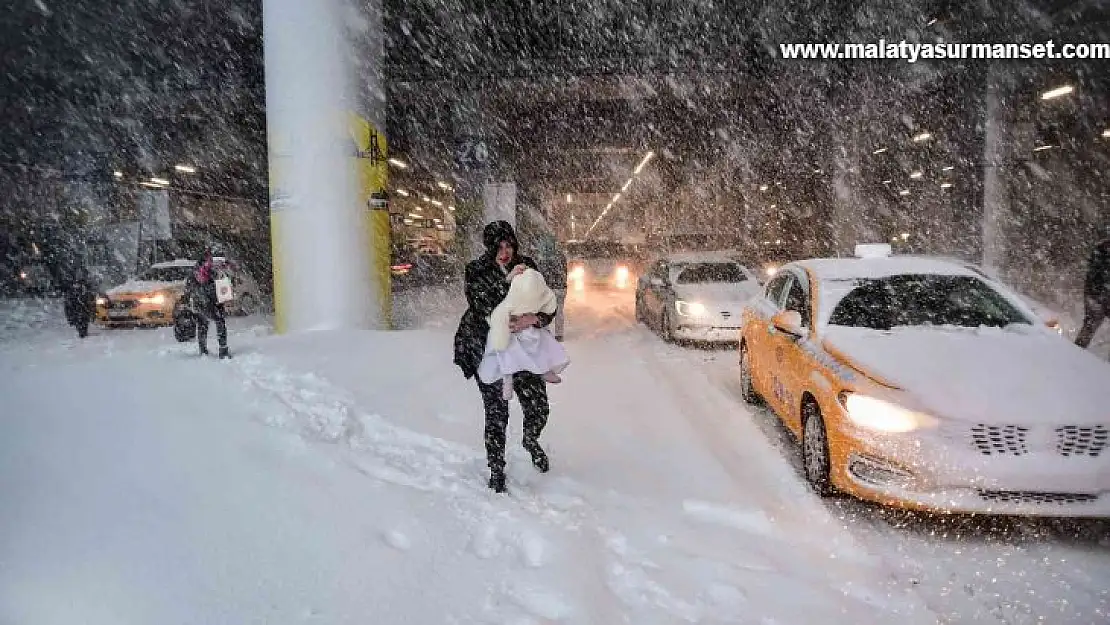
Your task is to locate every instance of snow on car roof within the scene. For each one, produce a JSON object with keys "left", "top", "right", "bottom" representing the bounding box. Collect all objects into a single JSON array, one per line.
[
  {"left": 664, "top": 251, "right": 743, "bottom": 265},
  {"left": 150, "top": 259, "right": 197, "bottom": 269},
  {"left": 795, "top": 256, "right": 978, "bottom": 282}
]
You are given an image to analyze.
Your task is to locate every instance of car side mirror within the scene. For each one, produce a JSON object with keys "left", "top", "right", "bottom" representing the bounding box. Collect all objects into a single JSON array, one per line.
[{"left": 772, "top": 310, "right": 807, "bottom": 338}]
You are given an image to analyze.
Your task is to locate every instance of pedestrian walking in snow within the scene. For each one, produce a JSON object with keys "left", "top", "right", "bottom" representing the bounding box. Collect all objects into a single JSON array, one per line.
[
  {"left": 1076, "top": 230, "right": 1110, "bottom": 349},
  {"left": 182, "top": 248, "right": 232, "bottom": 359},
  {"left": 453, "top": 221, "right": 557, "bottom": 493},
  {"left": 533, "top": 233, "right": 568, "bottom": 341},
  {"left": 477, "top": 265, "right": 570, "bottom": 401},
  {"left": 63, "top": 266, "right": 97, "bottom": 339}
]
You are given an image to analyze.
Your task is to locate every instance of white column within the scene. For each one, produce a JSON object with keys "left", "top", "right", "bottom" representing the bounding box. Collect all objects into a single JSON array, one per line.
[
  {"left": 264, "top": 0, "right": 381, "bottom": 333},
  {"left": 981, "top": 66, "right": 1009, "bottom": 274}
]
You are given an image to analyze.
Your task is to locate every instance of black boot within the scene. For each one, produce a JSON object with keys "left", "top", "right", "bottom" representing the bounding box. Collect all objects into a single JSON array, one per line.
[
  {"left": 524, "top": 440, "right": 550, "bottom": 473},
  {"left": 219, "top": 347, "right": 231, "bottom": 360},
  {"left": 488, "top": 469, "right": 507, "bottom": 493},
  {"left": 199, "top": 344, "right": 209, "bottom": 356}
]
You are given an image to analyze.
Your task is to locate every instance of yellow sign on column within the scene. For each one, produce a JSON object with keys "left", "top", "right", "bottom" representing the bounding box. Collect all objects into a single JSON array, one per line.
[{"left": 347, "top": 111, "right": 392, "bottom": 329}]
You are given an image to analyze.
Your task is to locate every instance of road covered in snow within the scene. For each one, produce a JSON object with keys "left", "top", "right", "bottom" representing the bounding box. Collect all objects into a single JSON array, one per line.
[{"left": 0, "top": 290, "right": 1106, "bottom": 624}]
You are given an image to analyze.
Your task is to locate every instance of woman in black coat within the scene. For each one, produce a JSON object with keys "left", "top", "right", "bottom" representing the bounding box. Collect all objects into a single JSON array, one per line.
[{"left": 454, "top": 221, "right": 556, "bottom": 493}]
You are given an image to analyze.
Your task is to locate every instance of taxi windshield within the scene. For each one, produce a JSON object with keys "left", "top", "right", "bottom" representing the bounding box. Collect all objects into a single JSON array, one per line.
[{"left": 827, "top": 274, "right": 1032, "bottom": 330}]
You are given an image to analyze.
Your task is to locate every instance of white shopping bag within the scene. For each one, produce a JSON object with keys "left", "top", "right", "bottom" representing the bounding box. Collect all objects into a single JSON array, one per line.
[{"left": 214, "top": 276, "right": 235, "bottom": 303}]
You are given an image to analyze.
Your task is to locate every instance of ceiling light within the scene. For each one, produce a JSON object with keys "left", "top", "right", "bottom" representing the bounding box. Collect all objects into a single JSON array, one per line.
[
  {"left": 140, "top": 181, "right": 161, "bottom": 188},
  {"left": 899, "top": 189, "right": 910, "bottom": 196},
  {"left": 633, "top": 151, "right": 655, "bottom": 175},
  {"left": 940, "top": 182, "right": 953, "bottom": 189},
  {"left": 174, "top": 164, "right": 197, "bottom": 174},
  {"left": 113, "top": 171, "right": 123, "bottom": 178},
  {"left": 395, "top": 189, "right": 410, "bottom": 196},
  {"left": 882, "top": 179, "right": 893, "bottom": 184},
  {"left": 437, "top": 181, "right": 453, "bottom": 191},
  {"left": 873, "top": 147, "right": 888, "bottom": 155},
  {"left": 901, "top": 233, "right": 910, "bottom": 240},
  {"left": 1102, "top": 129, "right": 1110, "bottom": 138},
  {"left": 388, "top": 158, "right": 409, "bottom": 169},
  {"left": 1040, "top": 85, "right": 1074, "bottom": 100},
  {"left": 769, "top": 204, "right": 777, "bottom": 209},
  {"left": 431, "top": 200, "right": 444, "bottom": 207},
  {"left": 941, "top": 166, "right": 954, "bottom": 171},
  {"left": 408, "top": 213, "right": 422, "bottom": 219},
  {"left": 909, "top": 171, "right": 923, "bottom": 179},
  {"left": 566, "top": 194, "right": 572, "bottom": 203},
  {"left": 912, "top": 132, "right": 933, "bottom": 142},
  {"left": 813, "top": 168, "right": 822, "bottom": 174},
  {"left": 926, "top": 17, "right": 938, "bottom": 26},
  {"left": 421, "top": 195, "right": 431, "bottom": 202},
  {"left": 613, "top": 193, "right": 621, "bottom": 203},
  {"left": 759, "top": 184, "right": 769, "bottom": 191},
  {"left": 150, "top": 177, "right": 170, "bottom": 186},
  {"left": 1033, "top": 145, "right": 1054, "bottom": 152},
  {"left": 448, "top": 205, "right": 456, "bottom": 211},
  {"left": 622, "top": 179, "right": 633, "bottom": 192}
]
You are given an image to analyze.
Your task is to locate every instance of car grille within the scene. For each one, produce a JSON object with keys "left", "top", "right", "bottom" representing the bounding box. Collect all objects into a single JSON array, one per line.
[
  {"left": 977, "top": 490, "right": 1098, "bottom": 506},
  {"left": 1056, "top": 425, "right": 1109, "bottom": 458},
  {"left": 969, "top": 424, "right": 1029, "bottom": 456}
]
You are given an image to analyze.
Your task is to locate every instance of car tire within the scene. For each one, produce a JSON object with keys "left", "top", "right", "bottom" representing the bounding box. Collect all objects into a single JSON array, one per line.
[
  {"left": 801, "top": 401, "right": 835, "bottom": 497},
  {"left": 739, "top": 342, "right": 761, "bottom": 404}
]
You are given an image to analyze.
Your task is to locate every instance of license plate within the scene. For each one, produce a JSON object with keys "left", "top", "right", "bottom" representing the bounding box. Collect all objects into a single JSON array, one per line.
[{"left": 108, "top": 310, "right": 132, "bottom": 319}]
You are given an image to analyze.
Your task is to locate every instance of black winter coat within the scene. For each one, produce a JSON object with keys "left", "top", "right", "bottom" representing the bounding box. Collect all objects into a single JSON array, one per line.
[
  {"left": 182, "top": 272, "right": 223, "bottom": 319},
  {"left": 63, "top": 278, "right": 96, "bottom": 325},
  {"left": 453, "top": 252, "right": 554, "bottom": 379},
  {"left": 1085, "top": 238, "right": 1110, "bottom": 302}
]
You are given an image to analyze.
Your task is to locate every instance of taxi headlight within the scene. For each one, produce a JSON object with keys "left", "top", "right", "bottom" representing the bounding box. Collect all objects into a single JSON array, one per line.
[
  {"left": 139, "top": 293, "right": 167, "bottom": 306},
  {"left": 675, "top": 300, "right": 706, "bottom": 317},
  {"left": 96, "top": 297, "right": 107, "bottom": 306},
  {"left": 840, "top": 392, "right": 937, "bottom": 433},
  {"left": 570, "top": 266, "right": 585, "bottom": 279},
  {"left": 614, "top": 265, "right": 630, "bottom": 288}
]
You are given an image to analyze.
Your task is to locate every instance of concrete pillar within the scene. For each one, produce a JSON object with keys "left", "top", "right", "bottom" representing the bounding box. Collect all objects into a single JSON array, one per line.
[
  {"left": 981, "top": 65, "right": 1010, "bottom": 274},
  {"left": 264, "top": 0, "right": 386, "bottom": 333},
  {"left": 453, "top": 91, "right": 496, "bottom": 260}
]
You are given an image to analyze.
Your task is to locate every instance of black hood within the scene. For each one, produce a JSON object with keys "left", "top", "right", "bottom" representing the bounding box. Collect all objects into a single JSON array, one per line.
[{"left": 482, "top": 220, "right": 519, "bottom": 255}]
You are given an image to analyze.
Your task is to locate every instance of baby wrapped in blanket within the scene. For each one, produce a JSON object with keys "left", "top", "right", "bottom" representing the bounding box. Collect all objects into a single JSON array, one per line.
[{"left": 477, "top": 267, "right": 570, "bottom": 400}]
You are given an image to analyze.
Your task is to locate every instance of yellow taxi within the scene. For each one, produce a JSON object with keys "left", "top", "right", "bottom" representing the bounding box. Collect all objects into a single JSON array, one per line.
[
  {"left": 97, "top": 260, "right": 194, "bottom": 327},
  {"left": 738, "top": 244, "right": 1110, "bottom": 517}
]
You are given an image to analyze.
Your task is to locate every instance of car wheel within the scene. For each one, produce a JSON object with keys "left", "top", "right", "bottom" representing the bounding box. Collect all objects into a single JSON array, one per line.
[
  {"left": 739, "top": 342, "right": 761, "bottom": 404},
  {"left": 801, "top": 401, "right": 835, "bottom": 497}
]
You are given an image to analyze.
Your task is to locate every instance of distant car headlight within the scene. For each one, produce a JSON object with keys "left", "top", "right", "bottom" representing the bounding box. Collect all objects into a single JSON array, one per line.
[
  {"left": 614, "top": 265, "right": 630, "bottom": 288},
  {"left": 139, "top": 293, "right": 167, "bottom": 305},
  {"left": 675, "top": 300, "right": 707, "bottom": 317},
  {"left": 839, "top": 392, "right": 937, "bottom": 433},
  {"left": 96, "top": 297, "right": 107, "bottom": 306}
]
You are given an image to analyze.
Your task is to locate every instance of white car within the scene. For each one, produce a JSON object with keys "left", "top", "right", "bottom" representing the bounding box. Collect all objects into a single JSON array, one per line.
[
  {"left": 739, "top": 244, "right": 1110, "bottom": 517},
  {"left": 635, "top": 252, "right": 761, "bottom": 342}
]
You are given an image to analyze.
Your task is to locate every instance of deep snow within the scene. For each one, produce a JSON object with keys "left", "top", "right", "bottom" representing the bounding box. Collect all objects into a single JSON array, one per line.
[{"left": 0, "top": 289, "right": 1107, "bottom": 624}]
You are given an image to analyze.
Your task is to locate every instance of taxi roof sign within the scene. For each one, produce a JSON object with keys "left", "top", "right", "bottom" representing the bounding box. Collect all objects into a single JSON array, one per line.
[{"left": 854, "top": 243, "right": 893, "bottom": 259}]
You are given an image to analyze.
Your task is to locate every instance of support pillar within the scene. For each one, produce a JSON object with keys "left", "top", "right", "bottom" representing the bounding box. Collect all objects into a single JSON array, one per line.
[{"left": 264, "top": 0, "right": 386, "bottom": 334}]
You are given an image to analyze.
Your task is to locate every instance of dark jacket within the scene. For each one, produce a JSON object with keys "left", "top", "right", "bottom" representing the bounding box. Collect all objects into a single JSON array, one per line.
[
  {"left": 182, "top": 266, "right": 223, "bottom": 319},
  {"left": 63, "top": 276, "right": 96, "bottom": 325},
  {"left": 1085, "top": 238, "right": 1110, "bottom": 302},
  {"left": 453, "top": 221, "right": 554, "bottom": 379}
]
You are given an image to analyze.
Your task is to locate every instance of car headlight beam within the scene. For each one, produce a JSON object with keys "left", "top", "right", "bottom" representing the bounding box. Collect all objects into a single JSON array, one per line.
[
  {"left": 840, "top": 393, "right": 936, "bottom": 433},
  {"left": 675, "top": 300, "right": 707, "bottom": 317},
  {"left": 139, "top": 293, "right": 167, "bottom": 305}
]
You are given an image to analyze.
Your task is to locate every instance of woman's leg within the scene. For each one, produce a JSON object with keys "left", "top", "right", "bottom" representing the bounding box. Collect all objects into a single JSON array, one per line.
[
  {"left": 515, "top": 372, "right": 550, "bottom": 472},
  {"left": 478, "top": 378, "right": 510, "bottom": 490}
]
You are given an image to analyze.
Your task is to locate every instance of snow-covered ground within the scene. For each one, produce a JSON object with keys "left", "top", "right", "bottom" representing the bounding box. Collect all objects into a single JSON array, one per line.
[{"left": 0, "top": 289, "right": 1107, "bottom": 624}]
